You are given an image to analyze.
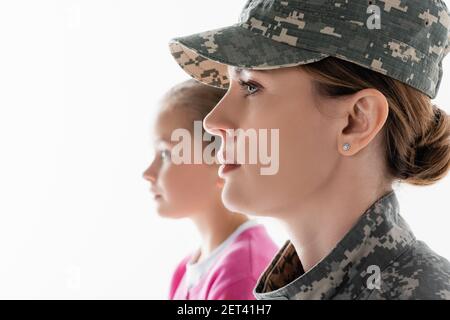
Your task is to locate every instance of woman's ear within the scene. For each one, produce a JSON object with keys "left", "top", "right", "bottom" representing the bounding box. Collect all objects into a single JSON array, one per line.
[{"left": 338, "top": 88, "right": 389, "bottom": 156}]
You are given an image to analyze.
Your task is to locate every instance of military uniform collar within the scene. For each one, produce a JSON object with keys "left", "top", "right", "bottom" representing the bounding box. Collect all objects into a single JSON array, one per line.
[{"left": 254, "top": 190, "right": 416, "bottom": 300}]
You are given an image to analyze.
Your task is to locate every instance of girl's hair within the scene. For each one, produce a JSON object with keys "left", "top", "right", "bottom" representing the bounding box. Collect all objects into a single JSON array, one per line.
[
  {"left": 301, "top": 57, "right": 450, "bottom": 186},
  {"left": 161, "top": 79, "right": 226, "bottom": 132}
]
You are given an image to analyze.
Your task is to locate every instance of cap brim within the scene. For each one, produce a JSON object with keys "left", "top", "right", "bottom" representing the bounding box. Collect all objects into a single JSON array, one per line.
[{"left": 169, "top": 24, "right": 329, "bottom": 89}]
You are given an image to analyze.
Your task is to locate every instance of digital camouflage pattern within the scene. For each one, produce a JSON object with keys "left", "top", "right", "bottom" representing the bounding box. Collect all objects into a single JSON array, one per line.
[
  {"left": 253, "top": 190, "right": 450, "bottom": 300},
  {"left": 169, "top": 0, "right": 450, "bottom": 99}
]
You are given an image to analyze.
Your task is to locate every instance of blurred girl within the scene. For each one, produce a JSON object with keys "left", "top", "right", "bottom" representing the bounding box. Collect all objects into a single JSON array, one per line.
[{"left": 142, "top": 79, "right": 278, "bottom": 300}]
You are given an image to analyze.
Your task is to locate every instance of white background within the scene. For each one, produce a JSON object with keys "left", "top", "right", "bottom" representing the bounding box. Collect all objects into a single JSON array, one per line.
[{"left": 0, "top": 1, "right": 448, "bottom": 299}]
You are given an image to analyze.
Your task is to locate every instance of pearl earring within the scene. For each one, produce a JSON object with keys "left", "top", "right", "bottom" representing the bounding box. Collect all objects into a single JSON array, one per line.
[{"left": 343, "top": 143, "right": 351, "bottom": 151}]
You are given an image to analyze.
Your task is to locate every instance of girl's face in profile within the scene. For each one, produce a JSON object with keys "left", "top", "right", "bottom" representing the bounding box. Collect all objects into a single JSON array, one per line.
[
  {"left": 204, "top": 66, "right": 348, "bottom": 218},
  {"left": 143, "top": 107, "right": 221, "bottom": 218}
]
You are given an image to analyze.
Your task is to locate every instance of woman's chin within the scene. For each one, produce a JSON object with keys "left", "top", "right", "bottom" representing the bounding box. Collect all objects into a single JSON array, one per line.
[
  {"left": 221, "top": 181, "right": 277, "bottom": 217},
  {"left": 221, "top": 184, "right": 251, "bottom": 215}
]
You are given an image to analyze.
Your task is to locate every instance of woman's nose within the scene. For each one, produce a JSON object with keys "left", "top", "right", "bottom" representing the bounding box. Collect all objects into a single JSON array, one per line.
[
  {"left": 203, "top": 108, "right": 222, "bottom": 137},
  {"left": 203, "top": 93, "right": 235, "bottom": 137}
]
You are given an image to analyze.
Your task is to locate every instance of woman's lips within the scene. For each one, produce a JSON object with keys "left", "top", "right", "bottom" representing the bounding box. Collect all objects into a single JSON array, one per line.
[{"left": 218, "top": 164, "right": 241, "bottom": 178}]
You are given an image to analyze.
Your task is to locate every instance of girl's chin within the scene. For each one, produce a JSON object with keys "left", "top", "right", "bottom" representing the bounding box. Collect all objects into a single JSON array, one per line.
[
  {"left": 157, "top": 211, "right": 181, "bottom": 219},
  {"left": 155, "top": 207, "right": 189, "bottom": 219}
]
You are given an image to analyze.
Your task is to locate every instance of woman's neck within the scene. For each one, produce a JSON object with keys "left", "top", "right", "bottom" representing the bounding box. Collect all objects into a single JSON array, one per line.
[{"left": 282, "top": 179, "right": 392, "bottom": 273}]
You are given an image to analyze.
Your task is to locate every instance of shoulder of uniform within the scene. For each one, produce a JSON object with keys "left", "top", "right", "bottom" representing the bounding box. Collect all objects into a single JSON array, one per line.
[{"left": 374, "top": 240, "right": 450, "bottom": 299}]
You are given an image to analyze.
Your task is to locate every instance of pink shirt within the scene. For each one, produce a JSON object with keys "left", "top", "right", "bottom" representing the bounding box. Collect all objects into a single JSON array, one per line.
[{"left": 169, "top": 221, "right": 278, "bottom": 300}]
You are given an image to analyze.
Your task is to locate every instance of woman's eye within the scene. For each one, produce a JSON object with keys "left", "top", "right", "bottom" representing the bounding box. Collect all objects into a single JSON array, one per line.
[{"left": 239, "top": 80, "right": 260, "bottom": 96}]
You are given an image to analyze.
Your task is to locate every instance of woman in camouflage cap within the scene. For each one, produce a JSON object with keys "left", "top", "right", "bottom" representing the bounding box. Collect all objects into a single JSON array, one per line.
[{"left": 168, "top": 0, "right": 450, "bottom": 299}]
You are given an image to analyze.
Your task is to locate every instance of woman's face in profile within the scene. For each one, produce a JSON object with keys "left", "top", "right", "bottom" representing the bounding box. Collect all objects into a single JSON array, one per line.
[{"left": 204, "top": 65, "right": 347, "bottom": 218}]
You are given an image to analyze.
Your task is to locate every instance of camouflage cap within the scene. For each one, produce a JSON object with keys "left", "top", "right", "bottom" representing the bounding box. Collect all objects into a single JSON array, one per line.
[{"left": 169, "top": 0, "right": 450, "bottom": 99}]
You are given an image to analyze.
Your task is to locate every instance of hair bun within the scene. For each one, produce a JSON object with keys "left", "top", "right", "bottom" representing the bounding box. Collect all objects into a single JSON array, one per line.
[{"left": 403, "top": 105, "right": 450, "bottom": 185}]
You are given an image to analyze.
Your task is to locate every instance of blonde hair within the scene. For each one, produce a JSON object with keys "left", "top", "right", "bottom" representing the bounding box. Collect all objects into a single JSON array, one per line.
[{"left": 161, "top": 79, "right": 226, "bottom": 132}]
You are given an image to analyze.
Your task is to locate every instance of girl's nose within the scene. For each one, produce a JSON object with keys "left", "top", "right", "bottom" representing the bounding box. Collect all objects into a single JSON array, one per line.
[{"left": 142, "top": 163, "right": 157, "bottom": 183}]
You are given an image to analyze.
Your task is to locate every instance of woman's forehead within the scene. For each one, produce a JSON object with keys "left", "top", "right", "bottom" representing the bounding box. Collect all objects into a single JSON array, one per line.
[
  {"left": 228, "top": 66, "right": 268, "bottom": 80},
  {"left": 227, "top": 65, "right": 308, "bottom": 84}
]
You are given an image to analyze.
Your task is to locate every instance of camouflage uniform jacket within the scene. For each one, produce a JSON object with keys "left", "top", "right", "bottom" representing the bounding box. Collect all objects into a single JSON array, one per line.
[{"left": 254, "top": 190, "right": 450, "bottom": 300}]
